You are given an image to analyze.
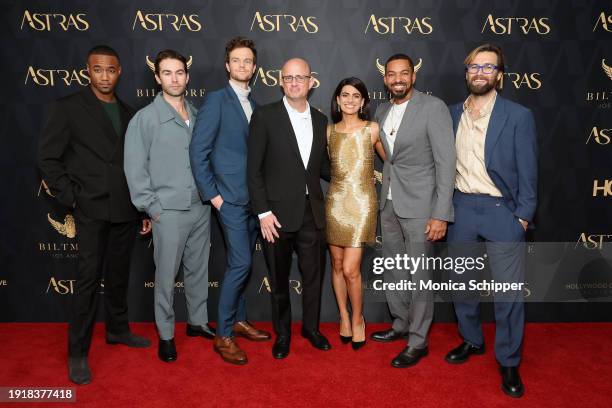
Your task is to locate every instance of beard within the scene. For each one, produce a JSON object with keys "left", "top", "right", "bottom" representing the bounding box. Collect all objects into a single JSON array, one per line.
[
  {"left": 468, "top": 77, "right": 497, "bottom": 95},
  {"left": 388, "top": 82, "right": 410, "bottom": 99}
]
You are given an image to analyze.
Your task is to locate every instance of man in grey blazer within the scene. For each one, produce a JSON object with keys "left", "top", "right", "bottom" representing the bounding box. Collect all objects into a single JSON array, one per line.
[
  {"left": 370, "top": 54, "right": 456, "bottom": 368},
  {"left": 124, "top": 50, "right": 214, "bottom": 363}
]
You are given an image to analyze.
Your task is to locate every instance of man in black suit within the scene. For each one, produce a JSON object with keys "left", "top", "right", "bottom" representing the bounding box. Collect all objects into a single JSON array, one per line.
[
  {"left": 247, "top": 58, "right": 330, "bottom": 359},
  {"left": 38, "top": 45, "right": 151, "bottom": 385}
]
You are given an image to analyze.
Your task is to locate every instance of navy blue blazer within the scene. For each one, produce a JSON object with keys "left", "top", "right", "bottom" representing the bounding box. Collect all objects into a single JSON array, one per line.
[
  {"left": 449, "top": 95, "right": 538, "bottom": 224},
  {"left": 190, "top": 84, "right": 256, "bottom": 206}
]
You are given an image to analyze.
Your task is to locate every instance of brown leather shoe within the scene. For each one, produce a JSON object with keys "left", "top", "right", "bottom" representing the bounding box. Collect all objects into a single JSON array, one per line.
[
  {"left": 233, "top": 321, "right": 271, "bottom": 342},
  {"left": 213, "top": 336, "right": 247, "bottom": 365}
]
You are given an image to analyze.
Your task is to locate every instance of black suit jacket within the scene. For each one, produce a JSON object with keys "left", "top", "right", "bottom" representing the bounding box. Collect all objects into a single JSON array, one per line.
[
  {"left": 38, "top": 87, "right": 139, "bottom": 222},
  {"left": 247, "top": 99, "right": 330, "bottom": 232}
]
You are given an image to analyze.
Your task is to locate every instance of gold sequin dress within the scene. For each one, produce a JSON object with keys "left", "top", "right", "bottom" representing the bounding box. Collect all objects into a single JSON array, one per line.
[{"left": 325, "top": 122, "right": 377, "bottom": 247}]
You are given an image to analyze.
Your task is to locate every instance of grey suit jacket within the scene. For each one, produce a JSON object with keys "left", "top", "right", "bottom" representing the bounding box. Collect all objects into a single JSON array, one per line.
[
  {"left": 124, "top": 93, "right": 199, "bottom": 218},
  {"left": 375, "top": 89, "right": 456, "bottom": 222}
]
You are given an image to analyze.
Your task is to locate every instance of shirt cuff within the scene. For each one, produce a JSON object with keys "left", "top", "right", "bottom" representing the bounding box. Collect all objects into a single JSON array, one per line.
[
  {"left": 258, "top": 211, "right": 272, "bottom": 220},
  {"left": 147, "top": 200, "right": 163, "bottom": 220}
]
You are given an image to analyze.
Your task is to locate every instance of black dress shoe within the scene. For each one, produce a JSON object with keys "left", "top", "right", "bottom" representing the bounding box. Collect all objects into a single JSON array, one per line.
[
  {"left": 370, "top": 328, "right": 407, "bottom": 343},
  {"left": 301, "top": 329, "right": 331, "bottom": 351},
  {"left": 158, "top": 339, "right": 177, "bottom": 362},
  {"left": 500, "top": 366, "right": 524, "bottom": 398},
  {"left": 445, "top": 341, "right": 485, "bottom": 364},
  {"left": 106, "top": 331, "right": 151, "bottom": 348},
  {"left": 340, "top": 335, "right": 352, "bottom": 344},
  {"left": 272, "top": 336, "right": 290, "bottom": 359},
  {"left": 186, "top": 323, "right": 215, "bottom": 340},
  {"left": 391, "top": 346, "right": 429, "bottom": 368},
  {"left": 68, "top": 357, "right": 91, "bottom": 385}
]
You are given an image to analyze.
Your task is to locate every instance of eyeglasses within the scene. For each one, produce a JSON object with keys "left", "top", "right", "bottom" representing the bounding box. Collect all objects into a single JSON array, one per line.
[
  {"left": 465, "top": 63, "right": 498, "bottom": 74},
  {"left": 281, "top": 75, "right": 311, "bottom": 84}
]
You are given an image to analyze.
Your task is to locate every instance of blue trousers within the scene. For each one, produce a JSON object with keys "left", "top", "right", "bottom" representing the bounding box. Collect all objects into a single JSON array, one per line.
[
  {"left": 447, "top": 191, "right": 526, "bottom": 367},
  {"left": 216, "top": 202, "right": 258, "bottom": 337}
]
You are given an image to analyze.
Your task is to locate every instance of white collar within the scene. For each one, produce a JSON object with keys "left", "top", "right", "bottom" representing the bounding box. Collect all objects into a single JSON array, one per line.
[
  {"left": 229, "top": 79, "right": 251, "bottom": 99},
  {"left": 390, "top": 99, "right": 410, "bottom": 109},
  {"left": 283, "top": 96, "right": 310, "bottom": 118}
]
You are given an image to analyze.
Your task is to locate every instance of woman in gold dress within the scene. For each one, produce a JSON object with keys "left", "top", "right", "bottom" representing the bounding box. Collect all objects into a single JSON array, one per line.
[{"left": 326, "top": 77, "right": 385, "bottom": 349}]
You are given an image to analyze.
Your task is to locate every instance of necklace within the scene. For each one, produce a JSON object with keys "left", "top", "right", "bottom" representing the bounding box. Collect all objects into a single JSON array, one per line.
[{"left": 389, "top": 101, "right": 407, "bottom": 135}]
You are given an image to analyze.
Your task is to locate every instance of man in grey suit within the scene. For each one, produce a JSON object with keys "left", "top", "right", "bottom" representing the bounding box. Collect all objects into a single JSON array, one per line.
[
  {"left": 124, "top": 49, "right": 214, "bottom": 363},
  {"left": 370, "top": 54, "right": 456, "bottom": 368}
]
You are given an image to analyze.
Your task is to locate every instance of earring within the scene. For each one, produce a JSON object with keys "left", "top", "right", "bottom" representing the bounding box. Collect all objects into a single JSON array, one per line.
[
  {"left": 360, "top": 105, "right": 363, "bottom": 114},
  {"left": 337, "top": 105, "right": 340, "bottom": 112}
]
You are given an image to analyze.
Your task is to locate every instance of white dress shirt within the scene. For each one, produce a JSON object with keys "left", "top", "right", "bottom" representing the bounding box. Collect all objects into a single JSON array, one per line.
[
  {"left": 258, "top": 97, "right": 313, "bottom": 219},
  {"left": 283, "top": 96, "right": 313, "bottom": 169},
  {"left": 382, "top": 100, "right": 409, "bottom": 200}
]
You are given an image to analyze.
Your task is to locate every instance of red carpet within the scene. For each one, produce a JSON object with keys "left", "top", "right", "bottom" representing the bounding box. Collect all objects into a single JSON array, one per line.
[{"left": 1, "top": 322, "right": 611, "bottom": 407}]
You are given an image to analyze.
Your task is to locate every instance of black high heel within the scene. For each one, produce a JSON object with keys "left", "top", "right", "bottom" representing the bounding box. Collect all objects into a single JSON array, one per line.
[
  {"left": 340, "top": 335, "right": 352, "bottom": 344},
  {"left": 351, "top": 316, "right": 366, "bottom": 350},
  {"left": 340, "top": 317, "right": 352, "bottom": 344}
]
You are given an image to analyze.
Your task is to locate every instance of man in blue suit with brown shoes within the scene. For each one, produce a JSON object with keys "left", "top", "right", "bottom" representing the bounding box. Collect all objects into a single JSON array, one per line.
[
  {"left": 445, "top": 44, "right": 538, "bottom": 399},
  {"left": 190, "top": 37, "right": 271, "bottom": 365}
]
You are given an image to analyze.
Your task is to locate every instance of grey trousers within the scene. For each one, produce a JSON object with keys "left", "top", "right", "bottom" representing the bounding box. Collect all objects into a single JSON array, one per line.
[
  {"left": 380, "top": 201, "right": 433, "bottom": 349},
  {"left": 152, "top": 202, "right": 211, "bottom": 340}
]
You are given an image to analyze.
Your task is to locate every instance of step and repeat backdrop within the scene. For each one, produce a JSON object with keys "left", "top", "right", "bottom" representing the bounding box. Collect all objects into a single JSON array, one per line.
[{"left": 1, "top": 0, "right": 611, "bottom": 323}]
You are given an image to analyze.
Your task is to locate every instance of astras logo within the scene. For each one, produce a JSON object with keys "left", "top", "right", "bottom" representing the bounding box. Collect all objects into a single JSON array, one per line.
[
  {"left": 502, "top": 72, "right": 542, "bottom": 90},
  {"left": 253, "top": 67, "right": 320, "bottom": 88},
  {"left": 593, "top": 11, "right": 612, "bottom": 32},
  {"left": 575, "top": 233, "right": 612, "bottom": 249},
  {"left": 25, "top": 66, "right": 89, "bottom": 87},
  {"left": 250, "top": 12, "right": 318, "bottom": 33},
  {"left": 586, "top": 126, "right": 611, "bottom": 145},
  {"left": 365, "top": 15, "right": 433, "bottom": 34},
  {"left": 481, "top": 14, "right": 550, "bottom": 34},
  {"left": 132, "top": 10, "right": 201, "bottom": 31},
  {"left": 259, "top": 276, "right": 302, "bottom": 294},
  {"left": 46, "top": 277, "right": 76, "bottom": 295},
  {"left": 20, "top": 10, "right": 89, "bottom": 31}
]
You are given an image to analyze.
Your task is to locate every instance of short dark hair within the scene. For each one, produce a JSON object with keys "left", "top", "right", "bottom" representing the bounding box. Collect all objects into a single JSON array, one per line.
[
  {"left": 87, "top": 45, "right": 120, "bottom": 62},
  {"left": 464, "top": 43, "right": 505, "bottom": 73},
  {"left": 330, "top": 77, "right": 371, "bottom": 124},
  {"left": 154, "top": 49, "right": 188, "bottom": 75},
  {"left": 384, "top": 53, "right": 414, "bottom": 73},
  {"left": 225, "top": 36, "right": 257, "bottom": 65}
]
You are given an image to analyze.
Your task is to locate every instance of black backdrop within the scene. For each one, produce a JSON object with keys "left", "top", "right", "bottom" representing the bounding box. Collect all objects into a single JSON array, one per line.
[{"left": 1, "top": 0, "right": 611, "bottom": 324}]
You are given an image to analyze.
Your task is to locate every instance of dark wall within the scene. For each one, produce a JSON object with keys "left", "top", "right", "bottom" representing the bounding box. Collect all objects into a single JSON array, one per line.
[{"left": 1, "top": 0, "right": 611, "bottom": 323}]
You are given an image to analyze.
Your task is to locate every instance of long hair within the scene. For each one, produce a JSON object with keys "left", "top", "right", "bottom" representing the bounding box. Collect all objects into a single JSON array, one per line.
[{"left": 330, "top": 77, "right": 371, "bottom": 124}]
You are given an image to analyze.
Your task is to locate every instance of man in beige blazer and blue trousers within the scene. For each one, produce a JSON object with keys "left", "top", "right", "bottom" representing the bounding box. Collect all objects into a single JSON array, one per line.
[{"left": 370, "top": 54, "right": 456, "bottom": 368}]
